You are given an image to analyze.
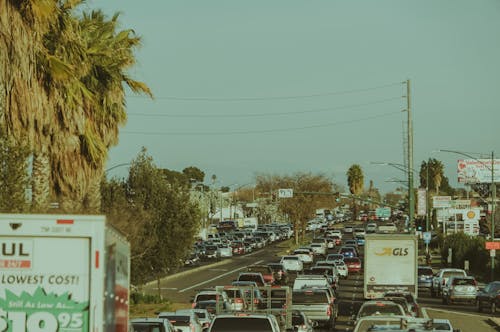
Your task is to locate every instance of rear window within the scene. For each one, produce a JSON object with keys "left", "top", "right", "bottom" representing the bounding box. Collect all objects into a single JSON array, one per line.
[
  {"left": 418, "top": 268, "right": 433, "bottom": 276},
  {"left": 292, "top": 314, "right": 305, "bottom": 326},
  {"left": 195, "top": 312, "right": 206, "bottom": 319},
  {"left": 452, "top": 278, "right": 475, "bottom": 286},
  {"left": 196, "top": 294, "right": 215, "bottom": 302},
  {"left": 443, "top": 271, "right": 466, "bottom": 278},
  {"left": 283, "top": 256, "right": 299, "bottom": 261},
  {"left": 359, "top": 304, "right": 403, "bottom": 317},
  {"left": 131, "top": 323, "right": 166, "bottom": 332},
  {"left": 292, "top": 291, "right": 328, "bottom": 304},
  {"left": 210, "top": 317, "right": 273, "bottom": 332}
]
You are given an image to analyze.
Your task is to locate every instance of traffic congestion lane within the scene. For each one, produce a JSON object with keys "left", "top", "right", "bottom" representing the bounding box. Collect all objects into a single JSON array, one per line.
[{"left": 142, "top": 241, "right": 286, "bottom": 303}]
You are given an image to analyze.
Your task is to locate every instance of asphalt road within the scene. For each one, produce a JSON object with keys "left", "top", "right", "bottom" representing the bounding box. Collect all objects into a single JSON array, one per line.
[{"left": 139, "top": 223, "right": 500, "bottom": 331}]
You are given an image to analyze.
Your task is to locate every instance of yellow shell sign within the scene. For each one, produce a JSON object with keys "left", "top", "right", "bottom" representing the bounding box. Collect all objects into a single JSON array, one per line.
[{"left": 466, "top": 210, "right": 476, "bottom": 219}]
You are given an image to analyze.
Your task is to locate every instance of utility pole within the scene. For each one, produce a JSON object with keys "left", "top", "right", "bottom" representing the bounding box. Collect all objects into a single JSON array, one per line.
[
  {"left": 491, "top": 151, "right": 496, "bottom": 280},
  {"left": 426, "top": 158, "right": 431, "bottom": 233},
  {"left": 406, "top": 79, "right": 415, "bottom": 230}
]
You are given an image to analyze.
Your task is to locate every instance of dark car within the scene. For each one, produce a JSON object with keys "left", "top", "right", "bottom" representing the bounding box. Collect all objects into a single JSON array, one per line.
[
  {"left": 477, "top": 280, "right": 500, "bottom": 313},
  {"left": 418, "top": 266, "right": 434, "bottom": 290}
]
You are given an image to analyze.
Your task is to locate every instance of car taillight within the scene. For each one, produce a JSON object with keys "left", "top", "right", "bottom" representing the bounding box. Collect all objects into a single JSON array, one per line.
[
  {"left": 191, "top": 303, "right": 196, "bottom": 308},
  {"left": 326, "top": 306, "right": 331, "bottom": 317},
  {"left": 235, "top": 298, "right": 244, "bottom": 303},
  {"left": 254, "top": 298, "right": 259, "bottom": 304},
  {"left": 190, "top": 324, "right": 195, "bottom": 332}
]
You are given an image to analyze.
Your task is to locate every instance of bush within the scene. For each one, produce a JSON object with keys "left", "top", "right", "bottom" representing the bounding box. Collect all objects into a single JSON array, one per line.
[{"left": 130, "top": 292, "right": 167, "bottom": 305}]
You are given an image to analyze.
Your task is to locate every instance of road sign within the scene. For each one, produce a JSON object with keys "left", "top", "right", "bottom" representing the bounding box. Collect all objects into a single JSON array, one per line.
[
  {"left": 278, "top": 188, "right": 293, "bottom": 198},
  {"left": 486, "top": 242, "right": 500, "bottom": 250},
  {"left": 423, "top": 232, "right": 432, "bottom": 244}
]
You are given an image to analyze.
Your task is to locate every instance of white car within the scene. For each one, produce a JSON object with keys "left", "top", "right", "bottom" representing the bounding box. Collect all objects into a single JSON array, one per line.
[
  {"left": 309, "top": 243, "right": 327, "bottom": 256},
  {"left": 327, "top": 230, "right": 342, "bottom": 239},
  {"left": 333, "top": 260, "right": 348, "bottom": 279},
  {"left": 158, "top": 311, "right": 203, "bottom": 332},
  {"left": 281, "top": 255, "right": 304, "bottom": 272},
  {"left": 293, "top": 250, "right": 314, "bottom": 264},
  {"left": 176, "top": 309, "right": 213, "bottom": 330}
]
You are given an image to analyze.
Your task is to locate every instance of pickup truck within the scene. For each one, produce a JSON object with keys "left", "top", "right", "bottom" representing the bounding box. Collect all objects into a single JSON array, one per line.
[
  {"left": 430, "top": 268, "right": 467, "bottom": 297},
  {"left": 292, "top": 288, "right": 336, "bottom": 329}
]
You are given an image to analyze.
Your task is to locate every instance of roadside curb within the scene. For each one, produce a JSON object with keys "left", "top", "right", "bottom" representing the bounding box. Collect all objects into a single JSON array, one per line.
[{"left": 143, "top": 259, "right": 233, "bottom": 288}]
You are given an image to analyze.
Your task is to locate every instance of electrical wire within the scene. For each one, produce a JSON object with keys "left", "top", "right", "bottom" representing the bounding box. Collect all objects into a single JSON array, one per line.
[
  {"left": 123, "top": 110, "right": 402, "bottom": 136},
  {"left": 127, "top": 96, "right": 402, "bottom": 118},
  {"left": 126, "top": 81, "right": 404, "bottom": 102}
]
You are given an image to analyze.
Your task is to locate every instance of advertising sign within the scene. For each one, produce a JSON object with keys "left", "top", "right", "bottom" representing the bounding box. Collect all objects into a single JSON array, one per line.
[
  {"left": 0, "top": 237, "right": 90, "bottom": 332},
  {"left": 375, "top": 207, "right": 391, "bottom": 218},
  {"left": 457, "top": 159, "right": 500, "bottom": 184},
  {"left": 486, "top": 242, "right": 500, "bottom": 250},
  {"left": 417, "top": 189, "right": 427, "bottom": 216},
  {"left": 278, "top": 188, "right": 293, "bottom": 198},
  {"left": 433, "top": 196, "right": 452, "bottom": 208}
]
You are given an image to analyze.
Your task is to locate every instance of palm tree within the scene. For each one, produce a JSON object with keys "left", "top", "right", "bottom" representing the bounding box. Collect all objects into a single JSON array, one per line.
[
  {"left": 347, "top": 164, "right": 364, "bottom": 220},
  {"left": 0, "top": 0, "right": 61, "bottom": 212},
  {"left": 48, "top": 10, "right": 152, "bottom": 212},
  {"left": 431, "top": 160, "right": 444, "bottom": 195}
]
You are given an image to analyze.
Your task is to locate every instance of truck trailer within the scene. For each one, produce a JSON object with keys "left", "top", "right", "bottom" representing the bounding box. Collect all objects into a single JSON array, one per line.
[
  {"left": 363, "top": 233, "right": 417, "bottom": 300},
  {"left": 0, "top": 214, "right": 130, "bottom": 332}
]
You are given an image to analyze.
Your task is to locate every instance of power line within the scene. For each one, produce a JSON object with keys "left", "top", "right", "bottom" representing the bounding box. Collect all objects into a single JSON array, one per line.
[
  {"left": 123, "top": 110, "right": 402, "bottom": 136},
  {"left": 127, "top": 96, "right": 402, "bottom": 118},
  {"left": 126, "top": 81, "right": 403, "bottom": 102}
]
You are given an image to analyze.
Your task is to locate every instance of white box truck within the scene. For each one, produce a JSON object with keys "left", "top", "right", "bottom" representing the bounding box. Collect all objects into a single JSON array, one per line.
[
  {"left": 0, "top": 214, "right": 130, "bottom": 332},
  {"left": 364, "top": 234, "right": 417, "bottom": 300}
]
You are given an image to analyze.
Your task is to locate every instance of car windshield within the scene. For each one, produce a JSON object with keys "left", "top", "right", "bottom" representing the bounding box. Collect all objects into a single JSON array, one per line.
[{"left": 210, "top": 317, "right": 273, "bottom": 332}]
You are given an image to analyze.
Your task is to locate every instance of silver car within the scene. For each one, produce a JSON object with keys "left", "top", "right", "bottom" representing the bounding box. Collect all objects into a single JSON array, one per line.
[{"left": 442, "top": 276, "right": 478, "bottom": 305}]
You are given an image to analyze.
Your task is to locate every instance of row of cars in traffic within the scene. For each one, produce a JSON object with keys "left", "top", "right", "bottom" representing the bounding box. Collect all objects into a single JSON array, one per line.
[{"left": 185, "top": 223, "right": 294, "bottom": 266}]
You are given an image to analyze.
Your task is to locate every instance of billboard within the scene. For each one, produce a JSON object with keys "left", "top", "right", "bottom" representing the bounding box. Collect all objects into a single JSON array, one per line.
[
  {"left": 457, "top": 159, "right": 500, "bottom": 184},
  {"left": 417, "top": 188, "right": 426, "bottom": 216},
  {"left": 433, "top": 196, "right": 452, "bottom": 208}
]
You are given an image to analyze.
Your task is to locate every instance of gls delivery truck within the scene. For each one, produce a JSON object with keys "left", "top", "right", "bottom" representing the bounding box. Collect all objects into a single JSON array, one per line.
[
  {"left": 364, "top": 234, "right": 417, "bottom": 300},
  {"left": 0, "top": 214, "right": 130, "bottom": 332}
]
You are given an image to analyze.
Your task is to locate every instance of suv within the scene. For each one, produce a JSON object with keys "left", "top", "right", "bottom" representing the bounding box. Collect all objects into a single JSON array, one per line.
[
  {"left": 477, "top": 280, "right": 500, "bottom": 313},
  {"left": 247, "top": 265, "right": 275, "bottom": 285},
  {"left": 207, "top": 313, "right": 281, "bottom": 332},
  {"left": 431, "top": 268, "right": 467, "bottom": 297},
  {"left": 418, "top": 266, "right": 434, "bottom": 290},
  {"left": 237, "top": 272, "right": 266, "bottom": 286},
  {"left": 281, "top": 255, "right": 304, "bottom": 272},
  {"left": 442, "top": 276, "right": 478, "bottom": 305},
  {"left": 192, "top": 290, "right": 231, "bottom": 310}
]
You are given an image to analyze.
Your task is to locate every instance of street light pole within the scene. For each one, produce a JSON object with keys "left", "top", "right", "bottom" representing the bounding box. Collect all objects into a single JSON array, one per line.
[{"left": 406, "top": 79, "right": 415, "bottom": 231}]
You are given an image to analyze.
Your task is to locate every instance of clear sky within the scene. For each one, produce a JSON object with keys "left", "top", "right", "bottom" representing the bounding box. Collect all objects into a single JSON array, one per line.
[{"left": 86, "top": 0, "right": 500, "bottom": 193}]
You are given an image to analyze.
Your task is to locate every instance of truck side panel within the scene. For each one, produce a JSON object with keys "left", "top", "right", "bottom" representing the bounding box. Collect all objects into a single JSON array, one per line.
[{"left": 364, "top": 234, "right": 417, "bottom": 299}]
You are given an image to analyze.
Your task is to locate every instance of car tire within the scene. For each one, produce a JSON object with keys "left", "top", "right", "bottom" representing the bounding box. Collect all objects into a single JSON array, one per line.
[{"left": 491, "top": 302, "right": 496, "bottom": 314}]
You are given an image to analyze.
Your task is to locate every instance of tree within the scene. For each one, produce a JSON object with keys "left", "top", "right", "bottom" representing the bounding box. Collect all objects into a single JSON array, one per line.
[
  {"left": 0, "top": 128, "right": 30, "bottom": 212},
  {"left": 255, "top": 172, "right": 335, "bottom": 244},
  {"left": 183, "top": 166, "right": 205, "bottom": 183},
  {"left": 347, "top": 164, "right": 364, "bottom": 220}
]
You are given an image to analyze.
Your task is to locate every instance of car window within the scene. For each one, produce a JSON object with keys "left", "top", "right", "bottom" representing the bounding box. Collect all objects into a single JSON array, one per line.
[
  {"left": 359, "top": 304, "right": 403, "bottom": 317},
  {"left": 131, "top": 323, "right": 166, "bottom": 332},
  {"left": 196, "top": 294, "right": 215, "bottom": 302},
  {"left": 292, "top": 291, "right": 328, "bottom": 304},
  {"left": 442, "top": 271, "right": 465, "bottom": 278},
  {"left": 418, "top": 268, "right": 433, "bottom": 276},
  {"left": 210, "top": 318, "right": 273, "bottom": 332},
  {"left": 452, "top": 278, "right": 475, "bottom": 286}
]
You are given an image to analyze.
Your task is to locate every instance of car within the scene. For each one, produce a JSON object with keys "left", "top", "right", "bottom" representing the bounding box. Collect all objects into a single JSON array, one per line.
[
  {"left": 431, "top": 268, "right": 467, "bottom": 297},
  {"left": 293, "top": 248, "right": 314, "bottom": 264},
  {"left": 476, "top": 280, "right": 500, "bottom": 313},
  {"left": 207, "top": 313, "right": 281, "bottom": 332},
  {"left": 223, "top": 288, "right": 248, "bottom": 311},
  {"left": 237, "top": 272, "right": 266, "bottom": 286},
  {"left": 267, "top": 262, "right": 289, "bottom": 285},
  {"left": 307, "top": 265, "right": 339, "bottom": 288},
  {"left": 231, "top": 241, "right": 246, "bottom": 255},
  {"left": 442, "top": 276, "right": 478, "bottom": 305},
  {"left": 353, "top": 228, "right": 366, "bottom": 237},
  {"left": 310, "top": 243, "right": 327, "bottom": 256},
  {"left": 281, "top": 255, "right": 304, "bottom": 272},
  {"left": 192, "top": 290, "right": 231, "bottom": 310},
  {"left": 338, "top": 246, "right": 357, "bottom": 258},
  {"left": 382, "top": 296, "right": 413, "bottom": 316},
  {"left": 333, "top": 260, "right": 349, "bottom": 279},
  {"left": 418, "top": 266, "right": 434, "bottom": 290},
  {"left": 354, "top": 300, "right": 406, "bottom": 324},
  {"left": 130, "top": 318, "right": 177, "bottom": 332},
  {"left": 176, "top": 309, "right": 213, "bottom": 330},
  {"left": 365, "top": 223, "right": 378, "bottom": 234},
  {"left": 291, "top": 310, "right": 315, "bottom": 332},
  {"left": 217, "top": 244, "right": 233, "bottom": 258},
  {"left": 204, "top": 244, "right": 219, "bottom": 260},
  {"left": 343, "top": 257, "right": 362, "bottom": 274},
  {"left": 355, "top": 234, "right": 365, "bottom": 246},
  {"left": 343, "top": 225, "right": 354, "bottom": 234},
  {"left": 247, "top": 264, "right": 275, "bottom": 285},
  {"left": 292, "top": 288, "right": 337, "bottom": 329},
  {"left": 157, "top": 312, "right": 203, "bottom": 332},
  {"left": 384, "top": 291, "right": 419, "bottom": 317},
  {"left": 325, "top": 254, "right": 344, "bottom": 264}
]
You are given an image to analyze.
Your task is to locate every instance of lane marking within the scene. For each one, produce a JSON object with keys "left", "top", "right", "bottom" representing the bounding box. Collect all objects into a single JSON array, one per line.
[{"left": 179, "top": 259, "right": 264, "bottom": 293}]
